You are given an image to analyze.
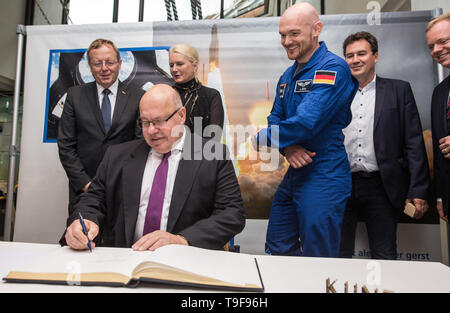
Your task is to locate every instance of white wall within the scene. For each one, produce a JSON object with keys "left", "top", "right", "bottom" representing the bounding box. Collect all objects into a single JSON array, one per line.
[
  {"left": 325, "top": 0, "right": 389, "bottom": 14},
  {"left": 411, "top": 0, "right": 449, "bottom": 14},
  {"left": 0, "top": 0, "right": 26, "bottom": 85},
  {"left": 0, "top": 0, "right": 64, "bottom": 92},
  {"left": 33, "top": 0, "right": 63, "bottom": 25},
  {"left": 297, "top": 0, "right": 449, "bottom": 15}
]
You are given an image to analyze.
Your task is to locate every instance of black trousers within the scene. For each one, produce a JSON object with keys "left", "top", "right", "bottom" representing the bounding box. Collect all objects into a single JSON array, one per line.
[{"left": 339, "top": 172, "right": 398, "bottom": 260}]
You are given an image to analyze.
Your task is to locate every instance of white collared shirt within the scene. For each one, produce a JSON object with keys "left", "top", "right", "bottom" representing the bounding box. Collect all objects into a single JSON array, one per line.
[
  {"left": 96, "top": 80, "right": 119, "bottom": 122},
  {"left": 134, "top": 131, "right": 186, "bottom": 243},
  {"left": 343, "top": 75, "right": 379, "bottom": 173}
]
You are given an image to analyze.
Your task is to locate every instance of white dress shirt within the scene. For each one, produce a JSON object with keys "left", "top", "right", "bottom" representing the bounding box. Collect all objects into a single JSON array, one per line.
[
  {"left": 96, "top": 79, "right": 118, "bottom": 122},
  {"left": 343, "top": 75, "right": 379, "bottom": 173},
  {"left": 133, "top": 131, "right": 186, "bottom": 243}
]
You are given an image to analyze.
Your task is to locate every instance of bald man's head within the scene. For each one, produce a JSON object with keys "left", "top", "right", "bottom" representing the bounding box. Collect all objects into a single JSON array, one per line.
[
  {"left": 281, "top": 2, "right": 320, "bottom": 27},
  {"left": 279, "top": 2, "right": 323, "bottom": 63},
  {"left": 139, "top": 84, "right": 186, "bottom": 153},
  {"left": 140, "top": 84, "right": 182, "bottom": 112}
]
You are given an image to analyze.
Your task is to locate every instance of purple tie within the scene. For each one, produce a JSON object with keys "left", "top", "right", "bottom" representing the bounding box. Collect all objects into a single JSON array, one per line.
[
  {"left": 143, "top": 151, "right": 171, "bottom": 235},
  {"left": 101, "top": 89, "right": 111, "bottom": 133}
]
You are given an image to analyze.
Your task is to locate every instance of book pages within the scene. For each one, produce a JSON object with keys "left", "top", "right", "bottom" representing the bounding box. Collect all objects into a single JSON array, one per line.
[
  {"left": 10, "top": 246, "right": 150, "bottom": 278},
  {"left": 142, "top": 244, "right": 262, "bottom": 287}
]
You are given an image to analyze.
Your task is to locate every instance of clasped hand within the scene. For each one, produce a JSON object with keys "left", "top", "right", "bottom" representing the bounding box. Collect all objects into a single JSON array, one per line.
[{"left": 284, "top": 144, "right": 316, "bottom": 168}]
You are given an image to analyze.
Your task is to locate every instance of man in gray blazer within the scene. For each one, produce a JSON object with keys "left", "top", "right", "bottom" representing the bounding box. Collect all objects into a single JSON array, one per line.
[
  {"left": 62, "top": 84, "right": 245, "bottom": 251},
  {"left": 57, "top": 39, "right": 145, "bottom": 215}
]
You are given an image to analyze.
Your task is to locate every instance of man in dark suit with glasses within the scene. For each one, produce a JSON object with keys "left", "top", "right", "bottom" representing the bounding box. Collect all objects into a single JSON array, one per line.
[
  {"left": 62, "top": 84, "right": 245, "bottom": 251},
  {"left": 57, "top": 38, "right": 145, "bottom": 215}
]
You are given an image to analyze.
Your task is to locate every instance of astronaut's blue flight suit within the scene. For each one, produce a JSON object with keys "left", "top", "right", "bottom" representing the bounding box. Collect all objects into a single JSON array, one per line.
[{"left": 257, "top": 42, "right": 358, "bottom": 257}]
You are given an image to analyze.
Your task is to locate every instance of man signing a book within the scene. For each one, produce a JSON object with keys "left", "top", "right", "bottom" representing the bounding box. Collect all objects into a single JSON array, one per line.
[{"left": 61, "top": 84, "right": 245, "bottom": 251}]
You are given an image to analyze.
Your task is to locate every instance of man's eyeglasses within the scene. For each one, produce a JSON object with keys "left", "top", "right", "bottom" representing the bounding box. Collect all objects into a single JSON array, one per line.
[
  {"left": 139, "top": 106, "right": 182, "bottom": 128},
  {"left": 90, "top": 60, "right": 119, "bottom": 69}
]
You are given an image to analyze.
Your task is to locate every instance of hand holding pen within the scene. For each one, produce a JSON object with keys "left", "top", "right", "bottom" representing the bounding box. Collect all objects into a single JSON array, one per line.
[
  {"left": 78, "top": 213, "right": 93, "bottom": 252},
  {"left": 65, "top": 213, "right": 99, "bottom": 251}
]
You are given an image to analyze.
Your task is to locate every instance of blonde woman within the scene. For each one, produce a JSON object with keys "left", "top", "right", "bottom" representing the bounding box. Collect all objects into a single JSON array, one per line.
[{"left": 169, "top": 44, "right": 224, "bottom": 139}]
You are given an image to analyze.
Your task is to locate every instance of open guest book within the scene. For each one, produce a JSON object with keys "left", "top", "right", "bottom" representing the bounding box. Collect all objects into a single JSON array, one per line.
[{"left": 3, "top": 244, "right": 264, "bottom": 291}]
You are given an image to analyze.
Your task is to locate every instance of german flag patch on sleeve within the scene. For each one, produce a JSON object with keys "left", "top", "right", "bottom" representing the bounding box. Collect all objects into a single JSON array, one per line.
[{"left": 313, "top": 70, "right": 337, "bottom": 85}]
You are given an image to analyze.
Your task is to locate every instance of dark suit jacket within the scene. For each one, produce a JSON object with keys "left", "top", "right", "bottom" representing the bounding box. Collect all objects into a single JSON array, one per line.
[
  {"left": 57, "top": 81, "right": 145, "bottom": 209},
  {"left": 373, "top": 76, "right": 430, "bottom": 208},
  {"left": 431, "top": 75, "right": 450, "bottom": 216},
  {"left": 62, "top": 135, "right": 246, "bottom": 250}
]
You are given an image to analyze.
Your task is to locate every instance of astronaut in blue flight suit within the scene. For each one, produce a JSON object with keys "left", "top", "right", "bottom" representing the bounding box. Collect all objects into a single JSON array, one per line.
[{"left": 256, "top": 3, "right": 358, "bottom": 257}]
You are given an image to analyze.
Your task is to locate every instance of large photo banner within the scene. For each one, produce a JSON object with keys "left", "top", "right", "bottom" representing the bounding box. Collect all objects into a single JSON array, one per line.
[{"left": 14, "top": 11, "right": 443, "bottom": 260}]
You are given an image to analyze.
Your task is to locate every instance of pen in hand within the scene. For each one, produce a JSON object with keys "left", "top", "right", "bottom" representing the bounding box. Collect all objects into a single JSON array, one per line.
[{"left": 77, "top": 213, "right": 93, "bottom": 252}]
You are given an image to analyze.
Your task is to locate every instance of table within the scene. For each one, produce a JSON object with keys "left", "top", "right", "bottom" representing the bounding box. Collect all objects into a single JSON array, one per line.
[{"left": 1, "top": 241, "right": 449, "bottom": 293}]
